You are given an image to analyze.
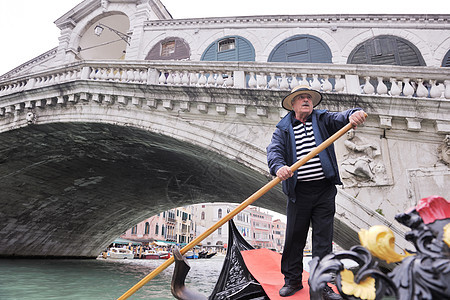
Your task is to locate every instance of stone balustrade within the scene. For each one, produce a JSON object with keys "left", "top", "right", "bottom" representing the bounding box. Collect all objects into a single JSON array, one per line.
[{"left": 1, "top": 61, "right": 450, "bottom": 109}]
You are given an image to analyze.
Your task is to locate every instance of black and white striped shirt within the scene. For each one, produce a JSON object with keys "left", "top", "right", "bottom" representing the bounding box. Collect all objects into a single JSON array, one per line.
[{"left": 293, "top": 119, "right": 326, "bottom": 181}]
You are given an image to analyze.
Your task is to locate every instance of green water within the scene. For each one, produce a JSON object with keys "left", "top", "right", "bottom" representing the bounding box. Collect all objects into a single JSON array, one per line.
[{"left": 0, "top": 256, "right": 225, "bottom": 299}]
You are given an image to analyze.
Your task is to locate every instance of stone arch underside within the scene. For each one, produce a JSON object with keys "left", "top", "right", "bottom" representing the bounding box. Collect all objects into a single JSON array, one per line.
[
  {"left": 0, "top": 122, "right": 285, "bottom": 257},
  {"left": 0, "top": 119, "right": 387, "bottom": 258}
]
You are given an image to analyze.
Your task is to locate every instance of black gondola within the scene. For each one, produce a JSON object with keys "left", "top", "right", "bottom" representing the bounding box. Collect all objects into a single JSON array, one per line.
[{"left": 171, "top": 219, "right": 268, "bottom": 300}]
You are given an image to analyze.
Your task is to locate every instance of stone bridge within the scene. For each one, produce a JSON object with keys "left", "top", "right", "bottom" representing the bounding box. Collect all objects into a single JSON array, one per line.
[
  {"left": 1, "top": 59, "right": 449, "bottom": 257},
  {"left": 1, "top": 0, "right": 449, "bottom": 257}
]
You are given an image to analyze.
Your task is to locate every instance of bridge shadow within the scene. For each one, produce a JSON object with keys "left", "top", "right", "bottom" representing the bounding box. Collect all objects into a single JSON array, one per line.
[{"left": 0, "top": 122, "right": 284, "bottom": 257}]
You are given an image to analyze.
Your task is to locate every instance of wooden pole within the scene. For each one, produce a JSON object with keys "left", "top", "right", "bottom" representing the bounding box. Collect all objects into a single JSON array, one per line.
[{"left": 117, "top": 121, "right": 356, "bottom": 300}]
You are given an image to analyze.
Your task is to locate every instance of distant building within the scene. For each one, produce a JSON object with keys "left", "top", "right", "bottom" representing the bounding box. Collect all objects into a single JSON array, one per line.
[
  {"left": 191, "top": 202, "right": 238, "bottom": 249},
  {"left": 122, "top": 207, "right": 193, "bottom": 246},
  {"left": 249, "top": 207, "right": 273, "bottom": 249},
  {"left": 272, "top": 219, "right": 286, "bottom": 252},
  {"left": 121, "top": 203, "right": 285, "bottom": 252}
]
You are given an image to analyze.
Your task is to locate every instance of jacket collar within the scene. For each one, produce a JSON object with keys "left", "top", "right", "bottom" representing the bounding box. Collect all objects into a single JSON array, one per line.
[{"left": 276, "top": 109, "right": 327, "bottom": 131}]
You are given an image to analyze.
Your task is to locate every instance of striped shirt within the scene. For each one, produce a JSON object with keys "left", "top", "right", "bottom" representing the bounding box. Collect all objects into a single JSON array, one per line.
[{"left": 293, "top": 119, "right": 326, "bottom": 181}]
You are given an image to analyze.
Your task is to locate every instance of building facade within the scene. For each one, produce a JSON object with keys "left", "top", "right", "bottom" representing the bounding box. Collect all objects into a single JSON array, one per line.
[
  {"left": 122, "top": 207, "right": 194, "bottom": 246},
  {"left": 122, "top": 203, "right": 285, "bottom": 252}
]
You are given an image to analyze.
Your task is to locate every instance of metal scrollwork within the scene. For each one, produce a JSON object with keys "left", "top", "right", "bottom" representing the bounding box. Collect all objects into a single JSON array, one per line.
[
  {"left": 309, "top": 245, "right": 396, "bottom": 300},
  {"left": 309, "top": 195, "right": 450, "bottom": 300}
]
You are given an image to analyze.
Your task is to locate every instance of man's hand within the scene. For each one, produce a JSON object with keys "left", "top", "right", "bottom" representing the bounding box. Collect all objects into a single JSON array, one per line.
[
  {"left": 276, "top": 166, "right": 293, "bottom": 181},
  {"left": 349, "top": 110, "right": 367, "bottom": 127}
]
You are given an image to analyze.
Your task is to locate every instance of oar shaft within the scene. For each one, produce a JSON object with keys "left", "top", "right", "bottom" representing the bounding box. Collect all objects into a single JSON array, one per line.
[{"left": 117, "top": 120, "right": 357, "bottom": 300}]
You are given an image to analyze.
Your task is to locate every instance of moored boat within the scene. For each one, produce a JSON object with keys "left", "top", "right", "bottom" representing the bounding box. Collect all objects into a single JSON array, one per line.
[
  {"left": 107, "top": 247, "right": 134, "bottom": 259},
  {"left": 141, "top": 250, "right": 160, "bottom": 259},
  {"left": 198, "top": 250, "right": 217, "bottom": 259},
  {"left": 184, "top": 250, "right": 198, "bottom": 259},
  {"left": 142, "top": 249, "right": 172, "bottom": 259},
  {"left": 158, "top": 250, "right": 171, "bottom": 259}
]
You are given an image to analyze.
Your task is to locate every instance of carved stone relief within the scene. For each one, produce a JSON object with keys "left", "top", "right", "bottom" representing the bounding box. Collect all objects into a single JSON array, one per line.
[
  {"left": 101, "top": 0, "right": 109, "bottom": 11},
  {"left": 340, "top": 130, "right": 392, "bottom": 187},
  {"left": 438, "top": 135, "right": 450, "bottom": 165},
  {"left": 406, "top": 167, "right": 450, "bottom": 207}
]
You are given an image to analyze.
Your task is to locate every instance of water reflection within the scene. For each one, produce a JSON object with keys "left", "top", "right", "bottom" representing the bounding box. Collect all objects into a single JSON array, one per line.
[{"left": 0, "top": 256, "right": 225, "bottom": 299}]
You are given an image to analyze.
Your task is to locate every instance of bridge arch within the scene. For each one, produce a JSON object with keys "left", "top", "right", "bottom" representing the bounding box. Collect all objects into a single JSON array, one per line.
[
  {"left": 77, "top": 13, "right": 130, "bottom": 60},
  {"left": 436, "top": 36, "right": 450, "bottom": 67},
  {"left": 64, "top": 2, "right": 138, "bottom": 62},
  {"left": 0, "top": 79, "right": 413, "bottom": 257},
  {"left": 0, "top": 119, "right": 284, "bottom": 257}
]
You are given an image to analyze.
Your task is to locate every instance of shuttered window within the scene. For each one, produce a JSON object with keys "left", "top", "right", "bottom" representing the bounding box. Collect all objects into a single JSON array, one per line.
[
  {"left": 145, "top": 37, "right": 190, "bottom": 60},
  {"left": 201, "top": 36, "right": 255, "bottom": 61},
  {"left": 268, "top": 35, "right": 332, "bottom": 63},
  {"left": 442, "top": 50, "right": 450, "bottom": 67},
  {"left": 348, "top": 35, "right": 425, "bottom": 66}
]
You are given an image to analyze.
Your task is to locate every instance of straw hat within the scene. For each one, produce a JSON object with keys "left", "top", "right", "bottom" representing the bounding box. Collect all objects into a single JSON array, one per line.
[{"left": 281, "top": 85, "right": 323, "bottom": 110}]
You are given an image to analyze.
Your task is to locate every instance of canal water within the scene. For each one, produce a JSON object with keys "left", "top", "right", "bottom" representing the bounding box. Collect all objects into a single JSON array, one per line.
[
  {"left": 0, "top": 256, "right": 227, "bottom": 300},
  {"left": 0, "top": 255, "right": 317, "bottom": 299}
]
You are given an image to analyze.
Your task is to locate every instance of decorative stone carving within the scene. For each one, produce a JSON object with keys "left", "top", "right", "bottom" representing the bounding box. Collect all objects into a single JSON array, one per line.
[
  {"left": 405, "top": 118, "right": 422, "bottom": 131},
  {"left": 235, "top": 106, "right": 246, "bottom": 116},
  {"left": 438, "top": 135, "right": 450, "bottom": 165},
  {"left": 100, "top": 0, "right": 109, "bottom": 11},
  {"left": 180, "top": 101, "right": 190, "bottom": 112},
  {"left": 341, "top": 130, "right": 389, "bottom": 187},
  {"left": 379, "top": 116, "right": 392, "bottom": 129},
  {"left": 363, "top": 76, "right": 374, "bottom": 94},
  {"left": 26, "top": 111, "right": 36, "bottom": 125},
  {"left": 216, "top": 104, "right": 227, "bottom": 115}
]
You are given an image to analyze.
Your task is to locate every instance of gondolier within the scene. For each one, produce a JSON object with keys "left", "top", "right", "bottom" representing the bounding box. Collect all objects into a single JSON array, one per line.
[{"left": 266, "top": 85, "right": 366, "bottom": 298}]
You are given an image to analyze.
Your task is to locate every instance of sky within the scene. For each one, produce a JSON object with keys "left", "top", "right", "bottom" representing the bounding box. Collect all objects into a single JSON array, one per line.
[{"left": 0, "top": 0, "right": 448, "bottom": 75}]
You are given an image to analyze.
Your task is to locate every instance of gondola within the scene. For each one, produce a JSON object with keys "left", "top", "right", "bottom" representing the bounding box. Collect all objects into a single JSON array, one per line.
[
  {"left": 171, "top": 219, "right": 269, "bottom": 300},
  {"left": 198, "top": 250, "right": 217, "bottom": 259}
]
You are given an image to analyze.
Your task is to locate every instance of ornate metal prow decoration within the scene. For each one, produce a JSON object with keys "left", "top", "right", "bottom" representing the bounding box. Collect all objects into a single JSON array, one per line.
[
  {"left": 170, "top": 219, "right": 268, "bottom": 300},
  {"left": 171, "top": 248, "right": 208, "bottom": 300},
  {"left": 309, "top": 195, "right": 450, "bottom": 300}
]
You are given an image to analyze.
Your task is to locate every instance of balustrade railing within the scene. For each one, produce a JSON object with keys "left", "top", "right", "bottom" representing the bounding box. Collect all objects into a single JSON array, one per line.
[{"left": 1, "top": 60, "right": 449, "bottom": 102}]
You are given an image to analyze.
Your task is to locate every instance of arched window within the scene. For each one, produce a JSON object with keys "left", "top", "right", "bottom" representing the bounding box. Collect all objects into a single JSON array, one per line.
[
  {"left": 131, "top": 225, "right": 137, "bottom": 234},
  {"left": 161, "top": 225, "right": 165, "bottom": 237},
  {"left": 218, "top": 208, "right": 222, "bottom": 219},
  {"left": 144, "top": 222, "right": 150, "bottom": 234},
  {"left": 155, "top": 224, "right": 159, "bottom": 235},
  {"left": 77, "top": 14, "right": 130, "bottom": 60},
  {"left": 268, "top": 35, "right": 332, "bottom": 63},
  {"left": 145, "top": 37, "right": 190, "bottom": 60},
  {"left": 348, "top": 35, "right": 425, "bottom": 66},
  {"left": 442, "top": 50, "right": 450, "bottom": 67},
  {"left": 201, "top": 36, "right": 255, "bottom": 61},
  {"left": 201, "top": 211, "right": 205, "bottom": 220}
]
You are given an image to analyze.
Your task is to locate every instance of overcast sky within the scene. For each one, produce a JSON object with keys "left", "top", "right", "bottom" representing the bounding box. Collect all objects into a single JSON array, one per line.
[{"left": 0, "top": 0, "right": 448, "bottom": 75}]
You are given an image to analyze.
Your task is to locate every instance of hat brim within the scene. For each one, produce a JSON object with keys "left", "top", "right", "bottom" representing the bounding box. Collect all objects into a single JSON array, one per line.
[{"left": 282, "top": 89, "right": 322, "bottom": 110}]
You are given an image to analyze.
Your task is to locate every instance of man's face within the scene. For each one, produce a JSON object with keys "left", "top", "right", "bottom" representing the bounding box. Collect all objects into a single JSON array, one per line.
[{"left": 291, "top": 93, "right": 313, "bottom": 115}]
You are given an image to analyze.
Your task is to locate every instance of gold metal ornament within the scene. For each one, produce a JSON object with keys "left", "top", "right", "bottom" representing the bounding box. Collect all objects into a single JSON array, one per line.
[
  {"left": 444, "top": 222, "right": 450, "bottom": 247},
  {"left": 340, "top": 269, "right": 376, "bottom": 300},
  {"left": 358, "top": 225, "right": 411, "bottom": 264}
]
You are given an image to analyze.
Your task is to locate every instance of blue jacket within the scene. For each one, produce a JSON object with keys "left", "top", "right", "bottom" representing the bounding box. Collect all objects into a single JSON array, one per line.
[{"left": 267, "top": 108, "right": 360, "bottom": 203}]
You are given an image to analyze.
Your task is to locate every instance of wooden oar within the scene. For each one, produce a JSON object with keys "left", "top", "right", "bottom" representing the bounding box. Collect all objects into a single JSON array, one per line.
[{"left": 117, "top": 120, "right": 358, "bottom": 300}]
